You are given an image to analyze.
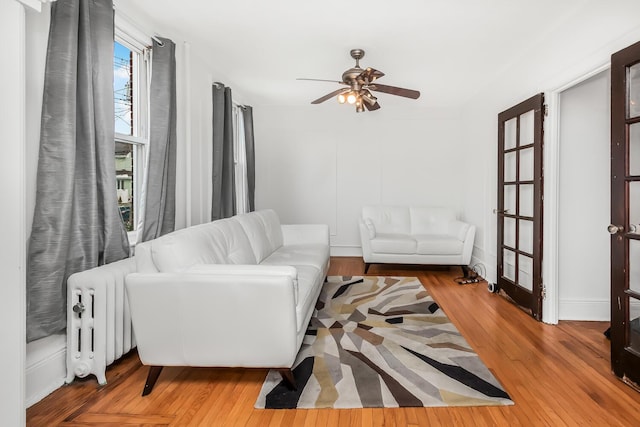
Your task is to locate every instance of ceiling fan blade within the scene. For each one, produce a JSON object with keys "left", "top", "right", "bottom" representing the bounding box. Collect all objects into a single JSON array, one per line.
[
  {"left": 364, "top": 100, "right": 381, "bottom": 111},
  {"left": 297, "top": 78, "right": 347, "bottom": 84},
  {"left": 358, "top": 67, "right": 385, "bottom": 83},
  {"left": 311, "top": 88, "right": 349, "bottom": 104},
  {"left": 369, "top": 83, "right": 420, "bottom": 99}
]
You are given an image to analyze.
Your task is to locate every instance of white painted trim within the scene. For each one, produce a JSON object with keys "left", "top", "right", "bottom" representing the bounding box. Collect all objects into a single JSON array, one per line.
[
  {"left": 542, "top": 90, "right": 560, "bottom": 325},
  {"left": 330, "top": 245, "right": 362, "bottom": 257},
  {"left": 470, "top": 246, "right": 496, "bottom": 283},
  {"left": 183, "top": 41, "right": 193, "bottom": 227},
  {"left": 558, "top": 299, "right": 610, "bottom": 321},
  {"left": 542, "top": 62, "right": 610, "bottom": 325},
  {"left": 25, "top": 335, "right": 66, "bottom": 408},
  {"left": 114, "top": 8, "right": 155, "bottom": 51},
  {"left": 17, "top": 0, "right": 42, "bottom": 13},
  {"left": 1, "top": 1, "right": 28, "bottom": 424}
]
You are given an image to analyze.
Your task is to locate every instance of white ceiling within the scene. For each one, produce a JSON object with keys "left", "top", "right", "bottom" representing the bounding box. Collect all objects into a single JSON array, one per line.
[{"left": 119, "top": 0, "right": 593, "bottom": 108}]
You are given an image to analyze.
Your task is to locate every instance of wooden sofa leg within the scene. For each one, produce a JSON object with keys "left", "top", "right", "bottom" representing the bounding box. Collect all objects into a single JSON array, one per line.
[
  {"left": 364, "top": 263, "right": 371, "bottom": 274},
  {"left": 142, "top": 366, "right": 163, "bottom": 396},
  {"left": 278, "top": 368, "right": 297, "bottom": 390},
  {"left": 461, "top": 265, "right": 471, "bottom": 278}
]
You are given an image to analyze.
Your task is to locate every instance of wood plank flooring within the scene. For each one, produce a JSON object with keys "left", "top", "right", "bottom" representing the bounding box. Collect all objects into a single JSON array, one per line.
[{"left": 27, "top": 257, "right": 640, "bottom": 426}]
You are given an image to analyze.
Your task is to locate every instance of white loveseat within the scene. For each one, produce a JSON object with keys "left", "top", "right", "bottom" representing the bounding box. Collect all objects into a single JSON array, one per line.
[
  {"left": 358, "top": 206, "right": 475, "bottom": 273},
  {"left": 125, "top": 209, "right": 329, "bottom": 395}
]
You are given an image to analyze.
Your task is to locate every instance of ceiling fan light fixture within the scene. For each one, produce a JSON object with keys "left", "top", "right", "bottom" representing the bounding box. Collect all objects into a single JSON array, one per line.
[
  {"left": 337, "top": 93, "right": 346, "bottom": 104},
  {"left": 347, "top": 93, "right": 357, "bottom": 104}
]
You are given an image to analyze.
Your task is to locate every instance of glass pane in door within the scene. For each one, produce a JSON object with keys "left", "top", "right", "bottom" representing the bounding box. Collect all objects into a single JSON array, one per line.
[
  {"left": 504, "top": 118, "right": 517, "bottom": 149},
  {"left": 520, "top": 147, "right": 534, "bottom": 181},
  {"left": 505, "top": 152, "right": 517, "bottom": 182},
  {"left": 629, "top": 62, "right": 640, "bottom": 119},
  {"left": 630, "top": 296, "right": 640, "bottom": 353},
  {"left": 519, "top": 219, "right": 534, "bottom": 254},
  {"left": 520, "top": 184, "right": 534, "bottom": 217},
  {"left": 630, "top": 239, "right": 640, "bottom": 294},
  {"left": 518, "top": 254, "right": 533, "bottom": 291},
  {"left": 519, "top": 110, "right": 535, "bottom": 146},
  {"left": 629, "top": 123, "right": 640, "bottom": 175},
  {"left": 504, "top": 217, "right": 516, "bottom": 248},
  {"left": 505, "top": 185, "right": 516, "bottom": 214},
  {"left": 503, "top": 249, "right": 516, "bottom": 281},
  {"left": 629, "top": 182, "right": 640, "bottom": 234}
]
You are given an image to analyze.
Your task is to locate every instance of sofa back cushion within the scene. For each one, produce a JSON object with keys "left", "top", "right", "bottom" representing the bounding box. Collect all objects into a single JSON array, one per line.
[
  {"left": 136, "top": 218, "right": 257, "bottom": 273},
  {"left": 233, "top": 209, "right": 283, "bottom": 263},
  {"left": 362, "top": 206, "right": 411, "bottom": 234},
  {"left": 410, "top": 207, "right": 457, "bottom": 235},
  {"left": 213, "top": 218, "right": 259, "bottom": 265}
]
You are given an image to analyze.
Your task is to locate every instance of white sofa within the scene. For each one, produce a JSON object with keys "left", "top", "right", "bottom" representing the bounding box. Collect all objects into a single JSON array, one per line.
[
  {"left": 125, "top": 209, "right": 330, "bottom": 395},
  {"left": 358, "top": 206, "right": 475, "bottom": 273}
]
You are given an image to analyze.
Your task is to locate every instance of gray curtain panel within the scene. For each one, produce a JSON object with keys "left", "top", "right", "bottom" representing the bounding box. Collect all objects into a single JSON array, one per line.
[
  {"left": 26, "top": 0, "right": 130, "bottom": 342},
  {"left": 242, "top": 106, "right": 256, "bottom": 212},
  {"left": 140, "top": 38, "right": 177, "bottom": 242},
  {"left": 211, "top": 85, "right": 236, "bottom": 220}
]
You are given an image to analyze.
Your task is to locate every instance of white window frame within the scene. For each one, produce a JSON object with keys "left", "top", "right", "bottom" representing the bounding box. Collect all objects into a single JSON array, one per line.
[
  {"left": 233, "top": 103, "right": 249, "bottom": 214},
  {"left": 114, "top": 26, "right": 150, "bottom": 244}
]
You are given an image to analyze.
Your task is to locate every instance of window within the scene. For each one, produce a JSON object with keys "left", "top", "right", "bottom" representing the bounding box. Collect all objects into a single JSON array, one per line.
[
  {"left": 113, "top": 35, "right": 149, "bottom": 234},
  {"left": 233, "top": 104, "right": 249, "bottom": 214}
]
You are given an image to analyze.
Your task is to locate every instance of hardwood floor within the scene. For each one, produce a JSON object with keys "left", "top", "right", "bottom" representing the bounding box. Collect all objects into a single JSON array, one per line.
[{"left": 27, "top": 257, "right": 640, "bottom": 426}]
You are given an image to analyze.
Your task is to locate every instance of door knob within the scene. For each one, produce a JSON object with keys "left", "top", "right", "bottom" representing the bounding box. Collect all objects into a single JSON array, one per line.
[
  {"left": 493, "top": 209, "right": 509, "bottom": 214},
  {"left": 608, "top": 224, "right": 624, "bottom": 234}
]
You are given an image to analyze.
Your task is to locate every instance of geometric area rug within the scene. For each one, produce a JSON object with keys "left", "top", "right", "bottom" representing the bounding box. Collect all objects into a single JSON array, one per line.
[{"left": 255, "top": 276, "right": 513, "bottom": 409}]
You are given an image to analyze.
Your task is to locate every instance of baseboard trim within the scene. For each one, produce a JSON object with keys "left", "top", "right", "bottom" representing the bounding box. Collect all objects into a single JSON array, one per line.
[
  {"left": 26, "top": 333, "right": 66, "bottom": 407},
  {"left": 330, "top": 245, "right": 362, "bottom": 257},
  {"left": 470, "top": 247, "right": 496, "bottom": 283},
  {"left": 559, "top": 299, "right": 610, "bottom": 321}
]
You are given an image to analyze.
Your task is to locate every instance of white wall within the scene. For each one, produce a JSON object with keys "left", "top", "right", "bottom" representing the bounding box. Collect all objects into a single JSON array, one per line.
[
  {"left": 253, "top": 105, "right": 465, "bottom": 254},
  {"left": 558, "top": 70, "right": 611, "bottom": 320}
]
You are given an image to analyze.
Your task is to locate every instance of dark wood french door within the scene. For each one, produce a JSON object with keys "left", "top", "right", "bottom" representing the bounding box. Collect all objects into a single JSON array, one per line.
[
  {"left": 496, "top": 94, "right": 544, "bottom": 320},
  {"left": 611, "top": 40, "right": 640, "bottom": 388}
]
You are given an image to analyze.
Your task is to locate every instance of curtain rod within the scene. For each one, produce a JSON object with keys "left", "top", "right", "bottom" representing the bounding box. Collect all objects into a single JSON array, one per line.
[
  {"left": 114, "top": 7, "right": 165, "bottom": 47},
  {"left": 213, "top": 82, "right": 248, "bottom": 109}
]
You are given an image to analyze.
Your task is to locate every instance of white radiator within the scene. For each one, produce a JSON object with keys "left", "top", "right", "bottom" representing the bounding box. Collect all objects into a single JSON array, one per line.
[{"left": 65, "top": 257, "right": 137, "bottom": 385}]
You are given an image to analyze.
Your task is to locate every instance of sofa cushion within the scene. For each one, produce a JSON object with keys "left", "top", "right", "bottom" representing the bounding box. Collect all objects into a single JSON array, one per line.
[
  {"left": 449, "top": 220, "right": 471, "bottom": 241},
  {"left": 145, "top": 222, "right": 229, "bottom": 272},
  {"left": 187, "top": 263, "right": 300, "bottom": 304},
  {"left": 293, "top": 265, "right": 322, "bottom": 332},
  {"left": 213, "top": 218, "right": 258, "bottom": 265},
  {"left": 370, "top": 233, "right": 417, "bottom": 254},
  {"left": 232, "top": 210, "right": 285, "bottom": 263},
  {"left": 364, "top": 218, "right": 376, "bottom": 238},
  {"left": 414, "top": 234, "right": 463, "bottom": 255},
  {"left": 410, "top": 207, "right": 456, "bottom": 235},
  {"left": 261, "top": 243, "right": 329, "bottom": 273},
  {"left": 233, "top": 215, "right": 272, "bottom": 264},
  {"left": 362, "top": 206, "right": 411, "bottom": 234},
  {"left": 256, "top": 209, "right": 284, "bottom": 249}
]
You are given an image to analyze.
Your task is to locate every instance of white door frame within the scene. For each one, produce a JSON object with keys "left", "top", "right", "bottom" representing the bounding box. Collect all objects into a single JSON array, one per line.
[{"left": 542, "top": 62, "right": 610, "bottom": 324}]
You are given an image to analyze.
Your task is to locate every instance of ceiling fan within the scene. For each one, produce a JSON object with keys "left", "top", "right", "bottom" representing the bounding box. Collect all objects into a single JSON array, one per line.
[{"left": 298, "top": 49, "right": 420, "bottom": 112}]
